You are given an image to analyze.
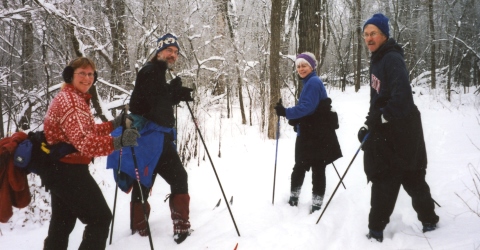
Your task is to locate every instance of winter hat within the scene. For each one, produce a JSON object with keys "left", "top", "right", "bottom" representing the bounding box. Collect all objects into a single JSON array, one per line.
[
  {"left": 295, "top": 52, "right": 317, "bottom": 70},
  {"left": 156, "top": 33, "right": 180, "bottom": 54},
  {"left": 363, "top": 13, "right": 390, "bottom": 38}
]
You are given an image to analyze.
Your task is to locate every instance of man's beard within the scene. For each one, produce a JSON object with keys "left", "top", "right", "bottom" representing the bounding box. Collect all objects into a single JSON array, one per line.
[{"left": 156, "top": 56, "right": 175, "bottom": 70}]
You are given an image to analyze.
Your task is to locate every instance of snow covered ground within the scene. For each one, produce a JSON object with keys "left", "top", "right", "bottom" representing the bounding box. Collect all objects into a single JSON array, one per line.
[{"left": 1, "top": 85, "right": 480, "bottom": 250}]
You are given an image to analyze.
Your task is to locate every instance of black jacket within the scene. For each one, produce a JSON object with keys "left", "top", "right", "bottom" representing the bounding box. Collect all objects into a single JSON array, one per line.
[
  {"left": 292, "top": 98, "right": 342, "bottom": 166},
  {"left": 129, "top": 60, "right": 176, "bottom": 128},
  {"left": 363, "top": 39, "right": 428, "bottom": 180}
]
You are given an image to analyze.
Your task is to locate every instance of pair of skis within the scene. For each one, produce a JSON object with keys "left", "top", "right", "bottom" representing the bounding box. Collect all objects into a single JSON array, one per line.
[{"left": 213, "top": 196, "right": 234, "bottom": 210}]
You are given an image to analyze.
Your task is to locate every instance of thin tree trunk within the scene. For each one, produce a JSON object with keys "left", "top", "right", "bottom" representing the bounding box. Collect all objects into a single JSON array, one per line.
[
  {"left": 446, "top": 0, "right": 471, "bottom": 101},
  {"left": 428, "top": 0, "right": 436, "bottom": 89},
  {"left": 354, "top": 0, "right": 362, "bottom": 92},
  {"left": 105, "top": 0, "right": 131, "bottom": 87},
  {"left": 268, "top": 0, "right": 282, "bottom": 139}
]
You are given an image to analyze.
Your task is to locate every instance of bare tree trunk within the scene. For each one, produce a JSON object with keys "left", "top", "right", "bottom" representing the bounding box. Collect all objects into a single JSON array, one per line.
[
  {"left": 21, "top": 0, "right": 35, "bottom": 90},
  {"left": 428, "top": 0, "right": 436, "bottom": 89},
  {"left": 0, "top": 88, "right": 3, "bottom": 137},
  {"left": 446, "top": 0, "right": 472, "bottom": 101},
  {"left": 268, "top": 0, "right": 283, "bottom": 139},
  {"left": 227, "top": 83, "right": 231, "bottom": 118},
  {"left": 318, "top": 0, "right": 330, "bottom": 69},
  {"left": 280, "top": 0, "right": 293, "bottom": 55},
  {"left": 297, "top": 0, "right": 321, "bottom": 62},
  {"left": 354, "top": 0, "right": 362, "bottom": 92},
  {"left": 236, "top": 65, "right": 247, "bottom": 124},
  {"left": 297, "top": 0, "right": 321, "bottom": 98},
  {"left": 105, "top": 0, "right": 131, "bottom": 87}
]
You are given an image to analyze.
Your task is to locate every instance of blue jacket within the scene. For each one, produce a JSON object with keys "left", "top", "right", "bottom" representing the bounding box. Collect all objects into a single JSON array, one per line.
[
  {"left": 106, "top": 120, "right": 176, "bottom": 192},
  {"left": 285, "top": 70, "right": 328, "bottom": 136},
  {"left": 286, "top": 71, "right": 328, "bottom": 135}
]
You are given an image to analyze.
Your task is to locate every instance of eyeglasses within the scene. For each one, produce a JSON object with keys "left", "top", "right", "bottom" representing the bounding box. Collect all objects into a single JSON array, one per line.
[
  {"left": 74, "top": 72, "right": 95, "bottom": 78},
  {"left": 165, "top": 48, "right": 179, "bottom": 55},
  {"left": 362, "top": 31, "right": 380, "bottom": 39}
]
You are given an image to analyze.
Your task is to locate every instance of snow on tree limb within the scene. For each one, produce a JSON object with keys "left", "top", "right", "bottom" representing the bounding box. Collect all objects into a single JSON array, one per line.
[
  {"left": 0, "top": 6, "right": 35, "bottom": 20},
  {"left": 32, "top": 0, "right": 96, "bottom": 31}
]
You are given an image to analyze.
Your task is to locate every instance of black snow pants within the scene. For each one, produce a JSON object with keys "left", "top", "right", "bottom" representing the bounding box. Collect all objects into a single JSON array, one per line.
[
  {"left": 43, "top": 162, "right": 112, "bottom": 250},
  {"left": 368, "top": 169, "right": 439, "bottom": 231}
]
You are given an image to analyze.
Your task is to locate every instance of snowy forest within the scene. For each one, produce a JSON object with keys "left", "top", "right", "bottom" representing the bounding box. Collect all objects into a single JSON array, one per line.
[
  {"left": 2, "top": 0, "right": 480, "bottom": 249},
  {"left": 1, "top": 0, "right": 479, "bottom": 140}
]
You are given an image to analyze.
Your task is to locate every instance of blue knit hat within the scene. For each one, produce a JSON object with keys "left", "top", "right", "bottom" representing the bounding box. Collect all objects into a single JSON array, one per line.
[
  {"left": 156, "top": 33, "right": 180, "bottom": 54},
  {"left": 363, "top": 13, "right": 390, "bottom": 38}
]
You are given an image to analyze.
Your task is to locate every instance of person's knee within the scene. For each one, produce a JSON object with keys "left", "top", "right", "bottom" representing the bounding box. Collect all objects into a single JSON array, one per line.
[{"left": 85, "top": 205, "right": 112, "bottom": 228}]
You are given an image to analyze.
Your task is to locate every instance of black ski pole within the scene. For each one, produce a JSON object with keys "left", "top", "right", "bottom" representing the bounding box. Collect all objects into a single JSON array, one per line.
[
  {"left": 109, "top": 148, "right": 122, "bottom": 245},
  {"left": 131, "top": 146, "right": 155, "bottom": 249},
  {"left": 109, "top": 108, "right": 127, "bottom": 245},
  {"left": 433, "top": 198, "right": 441, "bottom": 207},
  {"left": 316, "top": 133, "right": 370, "bottom": 224},
  {"left": 331, "top": 162, "right": 346, "bottom": 190},
  {"left": 185, "top": 101, "right": 241, "bottom": 237},
  {"left": 272, "top": 98, "right": 282, "bottom": 205}
]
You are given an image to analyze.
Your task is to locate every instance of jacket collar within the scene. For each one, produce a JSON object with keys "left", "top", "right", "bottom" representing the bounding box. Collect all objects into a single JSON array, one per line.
[
  {"left": 300, "top": 71, "right": 317, "bottom": 82},
  {"left": 63, "top": 84, "right": 92, "bottom": 104}
]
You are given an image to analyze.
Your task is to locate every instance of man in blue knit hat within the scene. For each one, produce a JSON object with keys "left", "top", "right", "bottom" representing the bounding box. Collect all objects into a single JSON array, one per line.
[
  {"left": 358, "top": 13, "right": 439, "bottom": 243},
  {"left": 127, "top": 32, "right": 193, "bottom": 244}
]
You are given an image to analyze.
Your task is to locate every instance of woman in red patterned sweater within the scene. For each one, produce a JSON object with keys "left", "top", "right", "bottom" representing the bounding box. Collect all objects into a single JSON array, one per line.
[{"left": 42, "top": 57, "right": 139, "bottom": 250}]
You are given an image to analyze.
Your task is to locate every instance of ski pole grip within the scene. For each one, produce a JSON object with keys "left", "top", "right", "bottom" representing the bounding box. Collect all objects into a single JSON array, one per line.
[{"left": 121, "top": 104, "right": 130, "bottom": 131}]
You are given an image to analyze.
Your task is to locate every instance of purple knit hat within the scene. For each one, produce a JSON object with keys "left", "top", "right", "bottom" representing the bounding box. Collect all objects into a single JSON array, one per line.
[{"left": 295, "top": 52, "right": 317, "bottom": 70}]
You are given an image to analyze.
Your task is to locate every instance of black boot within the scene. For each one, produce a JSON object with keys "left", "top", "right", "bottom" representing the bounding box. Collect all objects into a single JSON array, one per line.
[
  {"left": 366, "top": 229, "right": 383, "bottom": 242},
  {"left": 174, "top": 230, "right": 192, "bottom": 244},
  {"left": 288, "top": 196, "right": 298, "bottom": 206},
  {"left": 422, "top": 222, "right": 437, "bottom": 233},
  {"left": 288, "top": 187, "right": 301, "bottom": 206},
  {"left": 310, "top": 194, "right": 323, "bottom": 213}
]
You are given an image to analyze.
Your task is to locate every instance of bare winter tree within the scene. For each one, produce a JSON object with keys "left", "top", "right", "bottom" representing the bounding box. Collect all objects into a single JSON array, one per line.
[
  {"left": 104, "top": 0, "right": 132, "bottom": 88},
  {"left": 353, "top": 0, "right": 362, "bottom": 92},
  {"left": 428, "top": 0, "right": 436, "bottom": 89},
  {"left": 268, "top": 0, "right": 283, "bottom": 139}
]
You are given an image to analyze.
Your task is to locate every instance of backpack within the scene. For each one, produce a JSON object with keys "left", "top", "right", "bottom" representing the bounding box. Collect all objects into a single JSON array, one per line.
[{"left": 13, "top": 131, "right": 77, "bottom": 174}]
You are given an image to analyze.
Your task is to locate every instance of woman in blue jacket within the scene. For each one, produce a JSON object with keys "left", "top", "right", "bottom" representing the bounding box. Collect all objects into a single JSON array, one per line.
[{"left": 275, "top": 52, "right": 342, "bottom": 213}]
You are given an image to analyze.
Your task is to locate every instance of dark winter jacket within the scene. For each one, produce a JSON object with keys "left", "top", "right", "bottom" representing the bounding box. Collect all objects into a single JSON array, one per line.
[
  {"left": 287, "top": 72, "right": 342, "bottom": 166},
  {"left": 363, "top": 38, "right": 428, "bottom": 180},
  {"left": 293, "top": 98, "right": 342, "bottom": 166},
  {"left": 129, "top": 60, "right": 176, "bottom": 128}
]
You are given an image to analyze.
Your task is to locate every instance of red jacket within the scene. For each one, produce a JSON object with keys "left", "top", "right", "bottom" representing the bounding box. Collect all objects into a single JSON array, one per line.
[
  {"left": 0, "top": 131, "right": 30, "bottom": 223},
  {"left": 44, "top": 84, "right": 115, "bottom": 164}
]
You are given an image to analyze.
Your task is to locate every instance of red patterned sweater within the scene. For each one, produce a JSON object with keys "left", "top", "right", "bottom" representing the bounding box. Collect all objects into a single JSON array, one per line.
[{"left": 44, "top": 84, "right": 115, "bottom": 164}]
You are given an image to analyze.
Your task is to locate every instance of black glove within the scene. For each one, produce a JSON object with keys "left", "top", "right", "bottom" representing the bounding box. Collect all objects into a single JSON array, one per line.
[
  {"left": 170, "top": 76, "right": 182, "bottom": 90},
  {"left": 289, "top": 119, "right": 299, "bottom": 132},
  {"left": 357, "top": 125, "right": 369, "bottom": 143},
  {"left": 178, "top": 87, "right": 194, "bottom": 102},
  {"left": 274, "top": 102, "right": 286, "bottom": 117},
  {"left": 113, "top": 129, "right": 140, "bottom": 150}
]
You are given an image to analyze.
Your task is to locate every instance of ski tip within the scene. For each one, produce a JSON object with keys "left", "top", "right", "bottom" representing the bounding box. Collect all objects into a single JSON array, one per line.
[
  {"left": 234, "top": 242, "right": 239, "bottom": 250},
  {"left": 213, "top": 198, "right": 222, "bottom": 210}
]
